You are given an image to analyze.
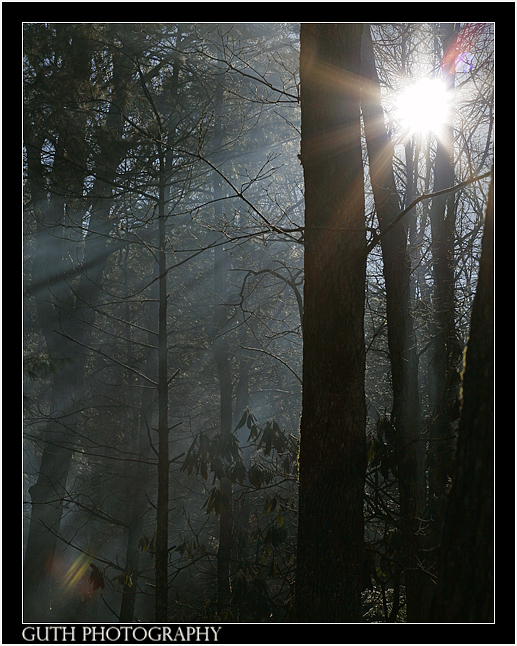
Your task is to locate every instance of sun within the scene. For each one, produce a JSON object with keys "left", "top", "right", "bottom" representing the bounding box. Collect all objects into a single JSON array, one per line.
[{"left": 395, "top": 78, "right": 450, "bottom": 137}]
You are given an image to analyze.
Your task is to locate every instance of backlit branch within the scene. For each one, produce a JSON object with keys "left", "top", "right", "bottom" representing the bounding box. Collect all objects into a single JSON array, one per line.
[{"left": 365, "top": 168, "right": 493, "bottom": 254}]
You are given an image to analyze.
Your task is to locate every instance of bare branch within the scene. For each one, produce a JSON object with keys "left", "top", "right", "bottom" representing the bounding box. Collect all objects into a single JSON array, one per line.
[{"left": 365, "top": 169, "right": 493, "bottom": 254}]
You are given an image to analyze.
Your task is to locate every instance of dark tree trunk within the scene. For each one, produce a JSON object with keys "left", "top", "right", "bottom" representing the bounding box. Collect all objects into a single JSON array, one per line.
[
  {"left": 118, "top": 248, "right": 161, "bottom": 622},
  {"left": 361, "top": 25, "right": 426, "bottom": 622},
  {"left": 423, "top": 27, "right": 463, "bottom": 618},
  {"left": 208, "top": 51, "right": 235, "bottom": 616},
  {"left": 213, "top": 338, "right": 234, "bottom": 614},
  {"left": 233, "top": 343, "right": 252, "bottom": 557},
  {"left": 119, "top": 301, "right": 158, "bottom": 622},
  {"left": 153, "top": 39, "right": 183, "bottom": 622},
  {"left": 155, "top": 142, "right": 170, "bottom": 622},
  {"left": 428, "top": 173, "right": 493, "bottom": 623},
  {"left": 296, "top": 23, "right": 366, "bottom": 623},
  {"left": 212, "top": 214, "right": 234, "bottom": 616},
  {"left": 119, "top": 408, "right": 153, "bottom": 622},
  {"left": 426, "top": 23, "right": 459, "bottom": 536}
]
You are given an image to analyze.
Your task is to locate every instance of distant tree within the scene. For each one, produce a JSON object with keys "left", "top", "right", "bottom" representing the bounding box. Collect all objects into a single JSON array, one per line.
[{"left": 296, "top": 23, "right": 366, "bottom": 622}]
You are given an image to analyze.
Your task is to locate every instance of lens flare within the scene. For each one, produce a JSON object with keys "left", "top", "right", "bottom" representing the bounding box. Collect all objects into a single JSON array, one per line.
[{"left": 59, "top": 553, "right": 91, "bottom": 593}]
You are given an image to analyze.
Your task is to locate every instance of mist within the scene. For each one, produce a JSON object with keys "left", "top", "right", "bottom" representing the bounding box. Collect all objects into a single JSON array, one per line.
[{"left": 23, "top": 21, "right": 494, "bottom": 628}]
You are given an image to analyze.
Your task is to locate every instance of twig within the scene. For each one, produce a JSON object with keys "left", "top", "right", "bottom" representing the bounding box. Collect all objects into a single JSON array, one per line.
[
  {"left": 178, "top": 148, "right": 301, "bottom": 243},
  {"left": 144, "top": 416, "right": 159, "bottom": 459},
  {"left": 240, "top": 344, "right": 302, "bottom": 384},
  {"left": 53, "top": 329, "right": 157, "bottom": 386}
]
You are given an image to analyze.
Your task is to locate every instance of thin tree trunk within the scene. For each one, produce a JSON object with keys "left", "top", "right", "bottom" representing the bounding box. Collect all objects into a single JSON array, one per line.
[
  {"left": 209, "top": 49, "right": 235, "bottom": 616},
  {"left": 296, "top": 23, "right": 366, "bottom": 623},
  {"left": 212, "top": 192, "right": 234, "bottom": 617},
  {"left": 361, "top": 24, "right": 425, "bottom": 622},
  {"left": 425, "top": 24, "right": 461, "bottom": 601},
  {"left": 155, "top": 141, "right": 170, "bottom": 622},
  {"left": 231, "top": 330, "right": 254, "bottom": 569},
  {"left": 119, "top": 276, "right": 158, "bottom": 622},
  {"left": 213, "top": 337, "right": 234, "bottom": 614},
  {"left": 153, "top": 34, "right": 183, "bottom": 622},
  {"left": 119, "top": 407, "right": 154, "bottom": 622}
]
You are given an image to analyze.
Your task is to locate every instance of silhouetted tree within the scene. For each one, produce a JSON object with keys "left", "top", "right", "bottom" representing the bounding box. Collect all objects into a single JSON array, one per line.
[
  {"left": 428, "top": 173, "right": 493, "bottom": 623},
  {"left": 296, "top": 22, "right": 366, "bottom": 622}
]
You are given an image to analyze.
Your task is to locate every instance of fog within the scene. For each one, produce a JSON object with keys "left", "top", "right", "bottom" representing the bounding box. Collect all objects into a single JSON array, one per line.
[{"left": 23, "top": 22, "right": 493, "bottom": 626}]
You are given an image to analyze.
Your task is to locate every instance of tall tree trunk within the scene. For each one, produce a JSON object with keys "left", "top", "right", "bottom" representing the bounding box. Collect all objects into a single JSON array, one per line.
[
  {"left": 361, "top": 24, "right": 425, "bottom": 622},
  {"left": 425, "top": 23, "right": 461, "bottom": 598},
  {"left": 208, "top": 49, "right": 235, "bottom": 616},
  {"left": 212, "top": 189, "right": 234, "bottom": 618},
  {"left": 296, "top": 23, "right": 366, "bottom": 623},
  {"left": 155, "top": 140, "right": 170, "bottom": 622},
  {"left": 232, "top": 330, "right": 253, "bottom": 567},
  {"left": 119, "top": 407, "right": 154, "bottom": 622},
  {"left": 153, "top": 34, "right": 183, "bottom": 622},
  {"left": 213, "top": 337, "right": 234, "bottom": 615},
  {"left": 428, "top": 173, "right": 493, "bottom": 622},
  {"left": 119, "top": 273, "right": 158, "bottom": 622}
]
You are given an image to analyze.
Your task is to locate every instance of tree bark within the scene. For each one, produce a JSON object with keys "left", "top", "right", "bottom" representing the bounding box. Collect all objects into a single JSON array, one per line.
[
  {"left": 296, "top": 23, "right": 366, "bottom": 623},
  {"left": 119, "top": 406, "right": 155, "bottom": 622},
  {"left": 428, "top": 173, "right": 493, "bottom": 623}
]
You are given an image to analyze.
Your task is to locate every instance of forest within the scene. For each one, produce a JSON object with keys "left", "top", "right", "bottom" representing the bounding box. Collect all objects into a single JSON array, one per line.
[{"left": 23, "top": 22, "right": 494, "bottom": 627}]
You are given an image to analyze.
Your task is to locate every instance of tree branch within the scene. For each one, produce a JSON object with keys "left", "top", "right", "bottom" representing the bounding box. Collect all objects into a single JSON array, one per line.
[
  {"left": 365, "top": 169, "right": 493, "bottom": 255},
  {"left": 240, "top": 344, "right": 302, "bottom": 384},
  {"left": 54, "top": 329, "right": 157, "bottom": 386},
  {"left": 178, "top": 148, "right": 302, "bottom": 243}
]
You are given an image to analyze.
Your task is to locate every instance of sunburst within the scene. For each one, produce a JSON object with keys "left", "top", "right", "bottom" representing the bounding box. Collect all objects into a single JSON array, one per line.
[{"left": 395, "top": 77, "right": 450, "bottom": 138}]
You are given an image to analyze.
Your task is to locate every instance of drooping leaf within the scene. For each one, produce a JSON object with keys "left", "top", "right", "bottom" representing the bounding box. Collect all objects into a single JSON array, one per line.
[
  {"left": 247, "top": 424, "right": 259, "bottom": 442},
  {"left": 89, "top": 563, "right": 105, "bottom": 591},
  {"left": 230, "top": 459, "right": 246, "bottom": 485},
  {"left": 263, "top": 495, "right": 276, "bottom": 514},
  {"left": 114, "top": 572, "right": 133, "bottom": 588},
  {"left": 236, "top": 410, "right": 248, "bottom": 430},
  {"left": 248, "top": 463, "right": 264, "bottom": 488},
  {"left": 138, "top": 535, "right": 150, "bottom": 552},
  {"left": 199, "top": 433, "right": 209, "bottom": 461},
  {"left": 367, "top": 439, "right": 376, "bottom": 463}
]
